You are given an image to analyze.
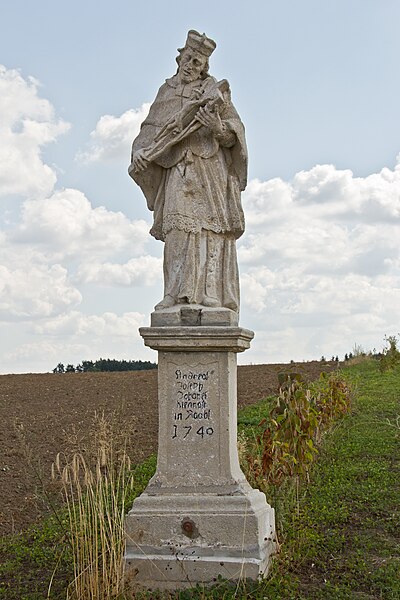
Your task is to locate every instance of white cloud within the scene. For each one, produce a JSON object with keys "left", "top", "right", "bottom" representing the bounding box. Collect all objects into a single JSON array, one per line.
[
  {"left": 4, "top": 339, "right": 85, "bottom": 363},
  {"left": 0, "top": 311, "right": 154, "bottom": 373},
  {"left": 0, "top": 264, "right": 81, "bottom": 320},
  {"left": 241, "top": 272, "right": 270, "bottom": 312},
  {"left": 1, "top": 64, "right": 399, "bottom": 370},
  {"left": 13, "top": 188, "right": 150, "bottom": 260},
  {"left": 77, "top": 104, "right": 150, "bottom": 163},
  {"left": 77, "top": 255, "right": 162, "bottom": 286},
  {"left": 240, "top": 162, "right": 400, "bottom": 273},
  {"left": 243, "top": 162, "right": 400, "bottom": 232},
  {"left": 292, "top": 164, "right": 359, "bottom": 209},
  {"left": 238, "top": 160, "right": 400, "bottom": 361},
  {"left": 0, "top": 67, "right": 156, "bottom": 372},
  {"left": 0, "top": 65, "right": 70, "bottom": 199},
  {"left": 33, "top": 310, "right": 146, "bottom": 337}
]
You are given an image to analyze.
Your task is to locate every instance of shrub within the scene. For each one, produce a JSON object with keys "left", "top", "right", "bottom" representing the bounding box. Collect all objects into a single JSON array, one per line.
[
  {"left": 241, "top": 372, "right": 352, "bottom": 492},
  {"left": 379, "top": 335, "right": 400, "bottom": 373},
  {"left": 311, "top": 371, "right": 353, "bottom": 432}
]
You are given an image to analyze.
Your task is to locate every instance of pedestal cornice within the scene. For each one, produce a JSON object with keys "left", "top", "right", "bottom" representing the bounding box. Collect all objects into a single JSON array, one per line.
[{"left": 139, "top": 326, "right": 254, "bottom": 353}]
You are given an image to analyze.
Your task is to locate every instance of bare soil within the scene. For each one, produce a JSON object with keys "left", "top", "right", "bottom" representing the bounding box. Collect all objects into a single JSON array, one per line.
[{"left": 0, "top": 361, "right": 338, "bottom": 536}]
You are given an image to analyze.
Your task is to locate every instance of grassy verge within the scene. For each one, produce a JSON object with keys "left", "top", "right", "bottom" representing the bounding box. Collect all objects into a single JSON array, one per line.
[
  {"left": 280, "top": 359, "right": 400, "bottom": 599},
  {"left": 1, "top": 360, "right": 399, "bottom": 598},
  {"left": 0, "top": 456, "right": 157, "bottom": 600}
]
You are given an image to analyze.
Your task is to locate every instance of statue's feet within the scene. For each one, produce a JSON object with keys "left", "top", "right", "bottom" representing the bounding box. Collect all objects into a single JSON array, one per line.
[
  {"left": 154, "top": 295, "right": 175, "bottom": 311},
  {"left": 202, "top": 296, "right": 220, "bottom": 308}
]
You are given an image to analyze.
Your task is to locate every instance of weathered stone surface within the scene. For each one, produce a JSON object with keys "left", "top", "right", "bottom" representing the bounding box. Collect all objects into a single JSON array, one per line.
[
  {"left": 124, "top": 29, "right": 275, "bottom": 592},
  {"left": 150, "top": 305, "right": 238, "bottom": 327},
  {"left": 140, "top": 326, "right": 253, "bottom": 353},
  {"left": 125, "top": 490, "right": 275, "bottom": 590},
  {"left": 125, "top": 328, "right": 276, "bottom": 590},
  {"left": 148, "top": 345, "right": 243, "bottom": 490},
  {"left": 129, "top": 29, "right": 247, "bottom": 315}
]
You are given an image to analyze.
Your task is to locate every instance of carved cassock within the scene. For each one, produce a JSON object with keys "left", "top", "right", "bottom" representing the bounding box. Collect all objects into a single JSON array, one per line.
[{"left": 130, "top": 31, "right": 247, "bottom": 313}]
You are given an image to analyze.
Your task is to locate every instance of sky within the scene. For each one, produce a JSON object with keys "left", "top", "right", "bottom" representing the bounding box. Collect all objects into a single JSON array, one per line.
[{"left": 1, "top": 0, "right": 400, "bottom": 373}]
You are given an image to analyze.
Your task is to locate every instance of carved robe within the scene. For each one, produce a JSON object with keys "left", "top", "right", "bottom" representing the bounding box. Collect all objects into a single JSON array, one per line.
[{"left": 131, "top": 74, "right": 247, "bottom": 312}]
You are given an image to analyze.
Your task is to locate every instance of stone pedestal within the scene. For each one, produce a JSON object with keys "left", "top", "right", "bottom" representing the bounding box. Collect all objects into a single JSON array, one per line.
[{"left": 125, "top": 313, "right": 276, "bottom": 591}]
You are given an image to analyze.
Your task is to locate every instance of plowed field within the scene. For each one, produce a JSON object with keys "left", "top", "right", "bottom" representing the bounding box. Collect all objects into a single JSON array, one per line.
[{"left": 0, "top": 361, "right": 338, "bottom": 536}]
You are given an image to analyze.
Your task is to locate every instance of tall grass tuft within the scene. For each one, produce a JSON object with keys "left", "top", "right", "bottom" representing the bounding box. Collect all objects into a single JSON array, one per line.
[{"left": 52, "top": 412, "right": 134, "bottom": 600}]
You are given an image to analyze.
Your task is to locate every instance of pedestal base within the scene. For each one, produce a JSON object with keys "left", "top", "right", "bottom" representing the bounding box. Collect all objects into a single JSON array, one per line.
[
  {"left": 125, "top": 488, "right": 275, "bottom": 591},
  {"left": 125, "top": 324, "right": 276, "bottom": 591}
]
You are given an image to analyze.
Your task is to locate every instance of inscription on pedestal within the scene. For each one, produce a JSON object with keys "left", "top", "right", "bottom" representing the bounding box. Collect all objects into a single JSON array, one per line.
[
  {"left": 160, "top": 358, "right": 221, "bottom": 485},
  {"left": 172, "top": 368, "right": 214, "bottom": 440}
]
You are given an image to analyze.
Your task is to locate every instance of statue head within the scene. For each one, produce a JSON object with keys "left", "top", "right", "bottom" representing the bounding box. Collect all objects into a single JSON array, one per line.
[{"left": 176, "top": 30, "right": 216, "bottom": 83}]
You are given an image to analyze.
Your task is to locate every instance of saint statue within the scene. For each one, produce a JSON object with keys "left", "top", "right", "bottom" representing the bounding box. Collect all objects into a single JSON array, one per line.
[{"left": 129, "top": 30, "right": 247, "bottom": 314}]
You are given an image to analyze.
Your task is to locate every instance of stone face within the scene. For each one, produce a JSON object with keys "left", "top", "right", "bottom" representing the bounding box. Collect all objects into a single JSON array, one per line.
[
  {"left": 125, "top": 491, "right": 275, "bottom": 590},
  {"left": 129, "top": 29, "right": 247, "bottom": 314},
  {"left": 140, "top": 325, "right": 253, "bottom": 353},
  {"left": 151, "top": 305, "right": 238, "bottom": 327},
  {"left": 149, "top": 347, "right": 242, "bottom": 490},
  {"left": 125, "top": 328, "right": 276, "bottom": 591},
  {"left": 124, "top": 30, "right": 275, "bottom": 592}
]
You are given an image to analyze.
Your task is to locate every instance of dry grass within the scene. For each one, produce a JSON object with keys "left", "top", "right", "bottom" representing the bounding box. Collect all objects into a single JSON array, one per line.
[{"left": 52, "top": 412, "right": 134, "bottom": 600}]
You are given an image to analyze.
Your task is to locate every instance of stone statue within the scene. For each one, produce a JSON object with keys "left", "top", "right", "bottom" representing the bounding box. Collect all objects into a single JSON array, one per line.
[
  {"left": 125, "top": 33, "right": 276, "bottom": 589},
  {"left": 129, "top": 30, "right": 247, "bottom": 314}
]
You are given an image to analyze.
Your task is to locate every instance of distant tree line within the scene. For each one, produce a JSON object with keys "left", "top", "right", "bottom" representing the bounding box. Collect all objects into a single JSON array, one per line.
[
  {"left": 53, "top": 358, "right": 157, "bottom": 373},
  {"left": 320, "top": 356, "right": 340, "bottom": 362}
]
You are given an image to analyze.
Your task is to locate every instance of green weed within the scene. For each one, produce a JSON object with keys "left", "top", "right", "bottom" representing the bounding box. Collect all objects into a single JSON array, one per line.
[
  {"left": 1, "top": 362, "right": 399, "bottom": 599},
  {"left": 380, "top": 334, "right": 400, "bottom": 373},
  {"left": 240, "top": 372, "right": 352, "bottom": 492}
]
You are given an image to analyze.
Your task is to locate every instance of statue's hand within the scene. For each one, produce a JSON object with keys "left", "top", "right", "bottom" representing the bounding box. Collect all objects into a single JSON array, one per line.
[
  {"left": 132, "top": 149, "right": 150, "bottom": 173},
  {"left": 195, "top": 104, "right": 224, "bottom": 137}
]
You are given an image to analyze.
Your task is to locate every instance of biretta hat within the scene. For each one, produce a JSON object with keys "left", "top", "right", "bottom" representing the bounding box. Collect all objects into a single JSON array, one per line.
[{"left": 183, "top": 30, "right": 216, "bottom": 57}]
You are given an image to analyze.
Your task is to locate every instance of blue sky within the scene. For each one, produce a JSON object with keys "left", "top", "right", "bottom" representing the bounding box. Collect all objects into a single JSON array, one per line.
[{"left": 1, "top": 0, "right": 400, "bottom": 372}]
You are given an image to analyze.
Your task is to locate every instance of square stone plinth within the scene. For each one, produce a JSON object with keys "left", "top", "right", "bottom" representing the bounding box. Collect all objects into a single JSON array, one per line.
[
  {"left": 150, "top": 305, "right": 238, "bottom": 327},
  {"left": 124, "top": 326, "right": 276, "bottom": 591},
  {"left": 125, "top": 489, "right": 275, "bottom": 591}
]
